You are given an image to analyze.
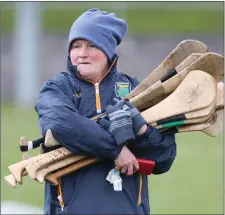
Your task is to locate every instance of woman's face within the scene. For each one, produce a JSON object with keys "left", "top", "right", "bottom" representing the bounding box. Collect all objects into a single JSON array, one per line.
[{"left": 70, "top": 39, "right": 108, "bottom": 83}]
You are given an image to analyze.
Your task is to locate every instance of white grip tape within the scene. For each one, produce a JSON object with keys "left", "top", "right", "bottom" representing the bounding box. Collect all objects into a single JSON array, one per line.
[{"left": 28, "top": 141, "right": 33, "bottom": 150}]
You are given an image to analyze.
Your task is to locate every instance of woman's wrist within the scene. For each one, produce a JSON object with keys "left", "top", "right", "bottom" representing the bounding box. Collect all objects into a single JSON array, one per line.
[{"left": 136, "top": 124, "right": 148, "bottom": 136}]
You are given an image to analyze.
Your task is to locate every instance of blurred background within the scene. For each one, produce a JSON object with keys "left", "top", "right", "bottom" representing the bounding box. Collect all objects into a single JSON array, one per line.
[{"left": 1, "top": 1, "right": 224, "bottom": 214}]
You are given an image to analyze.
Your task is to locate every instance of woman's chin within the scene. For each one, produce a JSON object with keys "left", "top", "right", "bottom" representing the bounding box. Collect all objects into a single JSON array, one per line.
[{"left": 79, "top": 71, "right": 94, "bottom": 79}]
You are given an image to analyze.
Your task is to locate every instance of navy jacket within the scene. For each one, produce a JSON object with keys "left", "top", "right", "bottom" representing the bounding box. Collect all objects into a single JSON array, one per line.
[{"left": 35, "top": 56, "right": 176, "bottom": 215}]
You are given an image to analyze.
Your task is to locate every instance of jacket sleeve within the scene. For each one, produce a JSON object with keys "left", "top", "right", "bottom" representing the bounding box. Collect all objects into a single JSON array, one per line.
[
  {"left": 133, "top": 125, "right": 177, "bottom": 175},
  {"left": 35, "top": 80, "right": 123, "bottom": 160}
]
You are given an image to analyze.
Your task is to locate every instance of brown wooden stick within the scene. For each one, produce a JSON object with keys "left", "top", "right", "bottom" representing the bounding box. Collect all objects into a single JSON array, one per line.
[
  {"left": 45, "top": 157, "right": 100, "bottom": 185},
  {"left": 20, "top": 137, "right": 29, "bottom": 160},
  {"left": 152, "top": 81, "right": 223, "bottom": 127},
  {"left": 202, "top": 110, "right": 224, "bottom": 136},
  {"left": 35, "top": 155, "right": 86, "bottom": 183},
  {"left": 130, "top": 53, "right": 202, "bottom": 110},
  {"left": 4, "top": 171, "right": 28, "bottom": 188},
  {"left": 131, "top": 52, "right": 224, "bottom": 111},
  {"left": 45, "top": 129, "right": 60, "bottom": 147},
  {"left": 4, "top": 175, "right": 18, "bottom": 188},
  {"left": 155, "top": 114, "right": 213, "bottom": 129},
  {"left": 160, "top": 112, "right": 217, "bottom": 134},
  {"left": 141, "top": 70, "right": 217, "bottom": 124},
  {"left": 9, "top": 129, "right": 64, "bottom": 183},
  {"left": 184, "top": 82, "right": 223, "bottom": 118},
  {"left": 215, "top": 82, "right": 224, "bottom": 110},
  {"left": 151, "top": 100, "right": 215, "bottom": 127},
  {"left": 126, "top": 40, "right": 208, "bottom": 100},
  {"left": 162, "top": 52, "right": 223, "bottom": 95},
  {"left": 8, "top": 154, "right": 46, "bottom": 183},
  {"left": 25, "top": 147, "right": 73, "bottom": 179}
]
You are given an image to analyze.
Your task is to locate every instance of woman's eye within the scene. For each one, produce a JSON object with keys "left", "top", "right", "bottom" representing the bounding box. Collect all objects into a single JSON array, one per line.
[
  {"left": 72, "top": 44, "right": 80, "bottom": 49},
  {"left": 88, "top": 44, "right": 96, "bottom": 48}
]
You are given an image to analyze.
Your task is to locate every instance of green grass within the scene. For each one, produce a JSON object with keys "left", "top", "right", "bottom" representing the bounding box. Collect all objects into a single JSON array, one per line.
[
  {"left": 149, "top": 133, "right": 223, "bottom": 214},
  {"left": 1, "top": 105, "right": 223, "bottom": 213},
  {"left": 1, "top": 7, "right": 223, "bottom": 34},
  {"left": 1, "top": 105, "right": 44, "bottom": 207}
]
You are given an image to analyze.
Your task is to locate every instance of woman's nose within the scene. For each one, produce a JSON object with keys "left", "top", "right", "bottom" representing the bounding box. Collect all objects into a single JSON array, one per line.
[{"left": 79, "top": 47, "right": 88, "bottom": 57}]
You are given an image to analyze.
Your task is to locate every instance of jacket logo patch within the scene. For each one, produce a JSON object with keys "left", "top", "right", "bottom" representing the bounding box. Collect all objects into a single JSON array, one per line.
[{"left": 115, "top": 82, "right": 131, "bottom": 99}]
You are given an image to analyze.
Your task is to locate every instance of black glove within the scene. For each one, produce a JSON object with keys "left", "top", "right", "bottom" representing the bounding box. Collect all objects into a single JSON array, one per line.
[
  {"left": 122, "top": 100, "right": 147, "bottom": 135},
  {"left": 97, "top": 101, "right": 135, "bottom": 146}
]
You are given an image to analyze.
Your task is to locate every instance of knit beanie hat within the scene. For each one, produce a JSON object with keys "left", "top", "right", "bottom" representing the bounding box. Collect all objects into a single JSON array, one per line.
[{"left": 68, "top": 8, "right": 127, "bottom": 61}]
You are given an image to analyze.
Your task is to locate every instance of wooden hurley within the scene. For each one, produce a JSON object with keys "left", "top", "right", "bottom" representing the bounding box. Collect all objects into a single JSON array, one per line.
[
  {"left": 151, "top": 81, "right": 223, "bottom": 127},
  {"left": 131, "top": 52, "right": 224, "bottom": 111},
  {"left": 25, "top": 147, "right": 73, "bottom": 179},
  {"left": 8, "top": 152, "right": 47, "bottom": 183},
  {"left": 214, "top": 82, "right": 224, "bottom": 111},
  {"left": 155, "top": 114, "right": 213, "bottom": 129},
  {"left": 126, "top": 40, "right": 208, "bottom": 100},
  {"left": 44, "top": 129, "right": 60, "bottom": 147},
  {"left": 4, "top": 175, "right": 18, "bottom": 188},
  {"left": 4, "top": 171, "right": 27, "bottom": 188},
  {"left": 151, "top": 100, "right": 215, "bottom": 127},
  {"left": 9, "top": 130, "right": 69, "bottom": 183},
  {"left": 19, "top": 137, "right": 30, "bottom": 160},
  {"left": 202, "top": 109, "right": 224, "bottom": 137},
  {"left": 45, "top": 157, "right": 100, "bottom": 185},
  {"left": 19, "top": 129, "right": 57, "bottom": 158},
  {"left": 35, "top": 155, "right": 86, "bottom": 183},
  {"left": 161, "top": 112, "right": 217, "bottom": 134},
  {"left": 141, "top": 70, "right": 217, "bottom": 124},
  {"left": 129, "top": 53, "right": 202, "bottom": 110}
]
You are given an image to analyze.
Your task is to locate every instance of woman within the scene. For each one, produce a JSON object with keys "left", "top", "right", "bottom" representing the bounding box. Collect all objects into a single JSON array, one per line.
[{"left": 35, "top": 8, "right": 176, "bottom": 215}]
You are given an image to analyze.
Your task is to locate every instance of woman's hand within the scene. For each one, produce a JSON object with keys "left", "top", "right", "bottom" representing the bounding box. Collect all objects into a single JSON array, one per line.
[
  {"left": 114, "top": 146, "right": 139, "bottom": 176},
  {"left": 97, "top": 101, "right": 135, "bottom": 146}
]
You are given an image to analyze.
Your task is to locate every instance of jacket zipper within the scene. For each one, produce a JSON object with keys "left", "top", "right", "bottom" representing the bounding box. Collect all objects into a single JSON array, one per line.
[{"left": 94, "top": 83, "right": 101, "bottom": 113}]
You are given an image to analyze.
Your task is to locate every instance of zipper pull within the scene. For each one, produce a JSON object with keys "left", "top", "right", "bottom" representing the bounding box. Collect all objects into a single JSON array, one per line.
[
  {"left": 95, "top": 83, "right": 101, "bottom": 113},
  {"left": 57, "top": 195, "right": 64, "bottom": 211}
]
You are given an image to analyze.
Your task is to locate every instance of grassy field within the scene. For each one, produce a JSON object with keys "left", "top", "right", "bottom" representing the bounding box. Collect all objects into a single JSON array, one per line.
[
  {"left": 1, "top": 2, "right": 223, "bottom": 34},
  {"left": 1, "top": 105, "right": 223, "bottom": 214}
]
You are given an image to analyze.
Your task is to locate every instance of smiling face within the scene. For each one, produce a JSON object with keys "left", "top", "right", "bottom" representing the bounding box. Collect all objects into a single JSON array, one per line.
[{"left": 70, "top": 39, "right": 109, "bottom": 83}]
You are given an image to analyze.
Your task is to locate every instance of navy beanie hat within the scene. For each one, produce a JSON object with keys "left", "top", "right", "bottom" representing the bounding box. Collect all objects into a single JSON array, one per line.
[{"left": 68, "top": 8, "right": 128, "bottom": 61}]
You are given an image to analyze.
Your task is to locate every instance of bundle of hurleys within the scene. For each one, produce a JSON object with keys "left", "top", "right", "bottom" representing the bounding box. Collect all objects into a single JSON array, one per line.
[{"left": 4, "top": 40, "right": 224, "bottom": 188}]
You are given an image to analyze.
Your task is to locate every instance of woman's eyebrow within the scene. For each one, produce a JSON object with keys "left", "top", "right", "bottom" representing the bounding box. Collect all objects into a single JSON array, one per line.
[{"left": 73, "top": 42, "right": 80, "bottom": 45}]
